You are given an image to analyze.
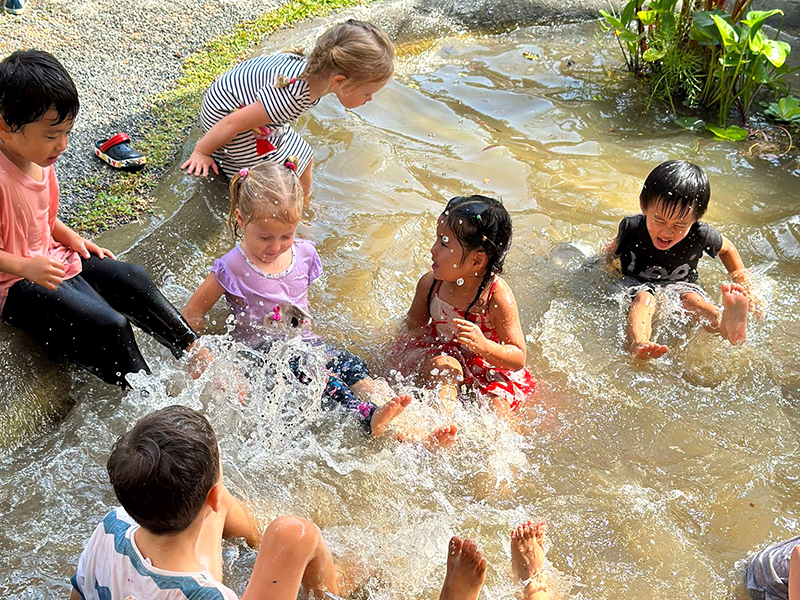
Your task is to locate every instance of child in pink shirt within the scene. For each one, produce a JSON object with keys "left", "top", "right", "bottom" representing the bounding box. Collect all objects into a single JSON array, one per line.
[{"left": 0, "top": 50, "right": 197, "bottom": 387}]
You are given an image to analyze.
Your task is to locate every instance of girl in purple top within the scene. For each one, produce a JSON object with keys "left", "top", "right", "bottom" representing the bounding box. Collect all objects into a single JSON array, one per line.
[{"left": 183, "top": 160, "right": 409, "bottom": 435}]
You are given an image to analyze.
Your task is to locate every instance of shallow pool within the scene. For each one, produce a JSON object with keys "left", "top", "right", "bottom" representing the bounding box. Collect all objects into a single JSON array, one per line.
[{"left": 1, "top": 21, "right": 799, "bottom": 599}]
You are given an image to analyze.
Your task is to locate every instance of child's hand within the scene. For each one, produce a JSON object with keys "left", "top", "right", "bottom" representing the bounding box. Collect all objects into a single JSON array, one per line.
[
  {"left": 181, "top": 150, "right": 220, "bottom": 177},
  {"left": 68, "top": 235, "right": 115, "bottom": 260},
  {"left": 454, "top": 317, "right": 489, "bottom": 355},
  {"left": 21, "top": 255, "right": 65, "bottom": 290}
]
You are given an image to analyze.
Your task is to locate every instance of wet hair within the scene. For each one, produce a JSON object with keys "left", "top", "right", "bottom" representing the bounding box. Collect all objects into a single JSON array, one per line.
[
  {"left": 0, "top": 50, "right": 79, "bottom": 132},
  {"left": 107, "top": 405, "right": 220, "bottom": 535},
  {"left": 227, "top": 159, "right": 304, "bottom": 237},
  {"left": 640, "top": 160, "right": 710, "bottom": 220},
  {"left": 432, "top": 195, "right": 513, "bottom": 320},
  {"left": 276, "top": 20, "right": 393, "bottom": 89}
]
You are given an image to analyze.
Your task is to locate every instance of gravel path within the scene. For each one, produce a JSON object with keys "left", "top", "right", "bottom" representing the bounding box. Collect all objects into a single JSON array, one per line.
[{"left": 0, "top": 0, "right": 288, "bottom": 216}]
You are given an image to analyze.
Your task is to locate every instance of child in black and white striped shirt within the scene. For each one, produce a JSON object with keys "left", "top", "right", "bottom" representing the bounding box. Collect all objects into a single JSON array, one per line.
[{"left": 181, "top": 19, "right": 394, "bottom": 204}]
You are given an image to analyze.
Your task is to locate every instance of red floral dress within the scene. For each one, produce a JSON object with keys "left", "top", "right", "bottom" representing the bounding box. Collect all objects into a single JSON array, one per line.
[{"left": 394, "top": 280, "right": 536, "bottom": 409}]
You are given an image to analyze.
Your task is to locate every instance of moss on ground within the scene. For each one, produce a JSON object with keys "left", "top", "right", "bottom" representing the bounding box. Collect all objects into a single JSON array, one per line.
[{"left": 68, "top": 0, "right": 379, "bottom": 234}]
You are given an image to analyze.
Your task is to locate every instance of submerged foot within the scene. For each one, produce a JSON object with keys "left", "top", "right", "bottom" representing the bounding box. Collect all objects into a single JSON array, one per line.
[
  {"left": 370, "top": 395, "right": 412, "bottom": 437},
  {"left": 720, "top": 283, "right": 748, "bottom": 345},
  {"left": 511, "top": 520, "right": 549, "bottom": 600},
  {"left": 428, "top": 424, "right": 459, "bottom": 449},
  {"left": 439, "top": 536, "right": 487, "bottom": 600},
  {"left": 631, "top": 340, "right": 669, "bottom": 360}
]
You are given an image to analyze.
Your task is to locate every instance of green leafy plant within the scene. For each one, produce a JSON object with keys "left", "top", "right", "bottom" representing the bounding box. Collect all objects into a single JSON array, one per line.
[
  {"left": 765, "top": 95, "right": 800, "bottom": 125},
  {"left": 691, "top": 8, "right": 793, "bottom": 126},
  {"left": 599, "top": 0, "right": 796, "bottom": 128}
]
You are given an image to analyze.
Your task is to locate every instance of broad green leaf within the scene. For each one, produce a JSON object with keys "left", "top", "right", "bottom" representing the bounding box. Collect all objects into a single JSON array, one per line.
[
  {"left": 761, "top": 39, "right": 790, "bottom": 67},
  {"left": 706, "top": 124, "right": 749, "bottom": 140},
  {"left": 748, "top": 30, "right": 764, "bottom": 53},
  {"left": 618, "top": 30, "right": 643, "bottom": 43},
  {"left": 637, "top": 10, "right": 657, "bottom": 25},
  {"left": 621, "top": 0, "right": 636, "bottom": 26},
  {"left": 741, "top": 9, "right": 783, "bottom": 28},
  {"left": 600, "top": 10, "right": 625, "bottom": 30},
  {"left": 711, "top": 14, "right": 740, "bottom": 49},
  {"left": 675, "top": 117, "right": 706, "bottom": 130},
  {"left": 779, "top": 95, "right": 800, "bottom": 114},
  {"left": 643, "top": 47, "right": 666, "bottom": 61}
]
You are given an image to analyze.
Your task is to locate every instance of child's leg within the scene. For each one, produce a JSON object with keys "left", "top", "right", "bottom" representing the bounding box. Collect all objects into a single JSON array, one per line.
[
  {"left": 423, "top": 354, "right": 463, "bottom": 410},
  {"left": 511, "top": 520, "right": 549, "bottom": 600},
  {"left": 2, "top": 276, "right": 149, "bottom": 386},
  {"left": 681, "top": 284, "right": 748, "bottom": 344},
  {"left": 439, "top": 536, "right": 487, "bottom": 600},
  {"left": 626, "top": 290, "right": 668, "bottom": 359},
  {"left": 79, "top": 255, "right": 198, "bottom": 357},
  {"left": 300, "top": 159, "right": 313, "bottom": 205},
  {"left": 326, "top": 349, "right": 411, "bottom": 436},
  {"left": 242, "top": 515, "right": 340, "bottom": 600}
]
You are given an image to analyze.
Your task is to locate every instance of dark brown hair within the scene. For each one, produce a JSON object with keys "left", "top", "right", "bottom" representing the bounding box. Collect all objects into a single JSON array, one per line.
[{"left": 107, "top": 405, "right": 220, "bottom": 535}]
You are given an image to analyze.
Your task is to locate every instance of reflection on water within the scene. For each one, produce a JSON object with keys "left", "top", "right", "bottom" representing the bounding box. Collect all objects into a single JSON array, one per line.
[{"left": 2, "top": 21, "right": 799, "bottom": 599}]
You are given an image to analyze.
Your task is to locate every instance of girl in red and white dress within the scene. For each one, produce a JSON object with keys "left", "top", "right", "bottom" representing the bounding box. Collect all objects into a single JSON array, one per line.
[{"left": 395, "top": 195, "right": 536, "bottom": 419}]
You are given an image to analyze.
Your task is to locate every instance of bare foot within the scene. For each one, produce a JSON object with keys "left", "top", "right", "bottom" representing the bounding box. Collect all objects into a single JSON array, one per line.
[
  {"left": 428, "top": 424, "right": 459, "bottom": 449},
  {"left": 631, "top": 340, "right": 669, "bottom": 360},
  {"left": 370, "top": 395, "right": 412, "bottom": 437},
  {"left": 439, "top": 536, "right": 487, "bottom": 600},
  {"left": 511, "top": 520, "right": 549, "bottom": 600},
  {"left": 720, "top": 283, "right": 748, "bottom": 344}
]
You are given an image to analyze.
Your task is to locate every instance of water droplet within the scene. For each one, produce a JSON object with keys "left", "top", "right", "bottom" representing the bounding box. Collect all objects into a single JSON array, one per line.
[
  {"left": 459, "top": 219, "right": 463, "bottom": 224},
  {"left": 259, "top": 301, "right": 264, "bottom": 306},
  {"left": 442, "top": 235, "right": 449, "bottom": 243},
  {"left": 245, "top": 271, "right": 250, "bottom": 277},
  {"left": 457, "top": 278, "right": 464, "bottom": 286},
  {"left": 453, "top": 264, "right": 458, "bottom": 268}
]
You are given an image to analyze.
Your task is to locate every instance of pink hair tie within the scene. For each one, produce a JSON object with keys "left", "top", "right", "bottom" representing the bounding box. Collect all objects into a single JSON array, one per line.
[
  {"left": 284, "top": 161, "right": 296, "bottom": 172},
  {"left": 239, "top": 168, "right": 249, "bottom": 178}
]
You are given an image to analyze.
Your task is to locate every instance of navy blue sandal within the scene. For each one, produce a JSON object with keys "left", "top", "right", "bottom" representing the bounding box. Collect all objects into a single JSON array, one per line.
[{"left": 94, "top": 133, "right": 147, "bottom": 172}]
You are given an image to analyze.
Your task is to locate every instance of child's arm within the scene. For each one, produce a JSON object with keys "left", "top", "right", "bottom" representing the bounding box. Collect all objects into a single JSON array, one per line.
[
  {"left": 718, "top": 236, "right": 763, "bottom": 317},
  {"left": 181, "top": 102, "right": 270, "bottom": 177},
  {"left": 602, "top": 238, "right": 618, "bottom": 261},
  {"left": 52, "top": 219, "right": 115, "bottom": 260},
  {"left": 0, "top": 249, "right": 65, "bottom": 290},
  {"left": 183, "top": 273, "right": 226, "bottom": 332},
  {"left": 454, "top": 278, "right": 527, "bottom": 371},
  {"left": 404, "top": 271, "right": 435, "bottom": 333},
  {"left": 789, "top": 545, "right": 800, "bottom": 600}
]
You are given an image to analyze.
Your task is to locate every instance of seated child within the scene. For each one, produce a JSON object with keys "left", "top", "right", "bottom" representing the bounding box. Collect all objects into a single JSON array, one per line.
[
  {"left": 70, "top": 404, "right": 553, "bottom": 600},
  {"left": 395, "top": 195, "right": 537, "bottom": 420},
  {"left": 0, "top": 50, "right": 197, "bottom": 388},
  {"left": 605, "top": 160, "right": 759, "bottom": 360},
  {"left": 181, "top": 19, "right": 394, "bottom": 202},
  {"left": 182, "top": 160, "right": 409, "bottom": 436},
  {"left": 745, "top": 535, "right": 800, "bottom": 600}
]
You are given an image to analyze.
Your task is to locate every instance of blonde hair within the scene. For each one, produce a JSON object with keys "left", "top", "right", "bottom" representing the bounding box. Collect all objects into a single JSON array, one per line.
[
  {"left": 275, "top": 20, "right": 394, "bottom": 89},
  {"left": 227, "top": 160, "right": 304, "bottom": 237}
]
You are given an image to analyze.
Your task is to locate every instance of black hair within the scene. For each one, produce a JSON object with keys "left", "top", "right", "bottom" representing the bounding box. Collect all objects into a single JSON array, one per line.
[
  {"left": 430, "top": 195, "right": 513, "bottom": 321},
  {"left": 0, "top": 50, "right": 79, "bottom": 132},
  {"left": 639, "top": 160, "right": 710, "bottom": 220},
  {"left": 107, "top": 405, "right": 220, "bottom": 535}
]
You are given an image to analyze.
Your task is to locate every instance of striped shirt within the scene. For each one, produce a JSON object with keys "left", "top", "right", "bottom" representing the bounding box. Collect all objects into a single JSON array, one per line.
[
  {"left": 71, "top": 508, "right": 238, "bottom": 600},
  {"left": 200, "top": 53, "right": 320, "bottom": 177}
]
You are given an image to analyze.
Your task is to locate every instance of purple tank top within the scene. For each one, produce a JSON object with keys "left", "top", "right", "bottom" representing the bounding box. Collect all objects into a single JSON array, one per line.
[{"left": 211, "top": 239, "right": 322, "bottom": 345}]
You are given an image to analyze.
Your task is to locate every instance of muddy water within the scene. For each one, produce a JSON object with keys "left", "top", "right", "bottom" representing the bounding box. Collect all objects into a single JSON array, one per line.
[{"left": 2, "top": 21, "right": 799, "bottom": 599}]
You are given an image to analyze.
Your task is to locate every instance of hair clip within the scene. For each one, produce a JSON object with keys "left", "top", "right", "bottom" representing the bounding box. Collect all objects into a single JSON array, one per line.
[
  {"left": 482, "top": 235, "right": 487, "bottom": 241},
  {"left": 475, "top": 214, "right": 482, "bottom": 222},
  {"left": 239, "top": 168, "right": 249, "bottom": 178}
]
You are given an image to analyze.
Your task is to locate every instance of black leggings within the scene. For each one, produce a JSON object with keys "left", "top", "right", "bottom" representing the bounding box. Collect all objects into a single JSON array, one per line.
[{"left": 2, "top": 255, "right": 197, "bottom": 387}]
